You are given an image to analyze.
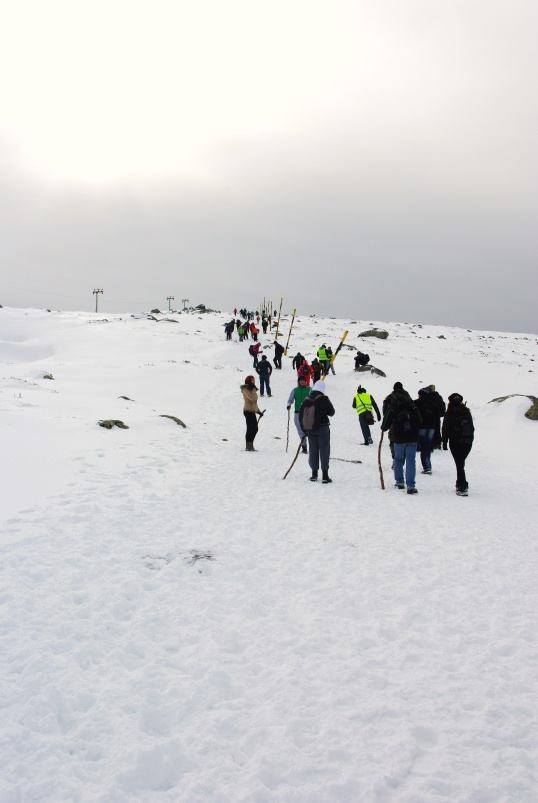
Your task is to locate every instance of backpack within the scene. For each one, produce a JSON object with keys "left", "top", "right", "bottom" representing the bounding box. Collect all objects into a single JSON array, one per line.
[
  {"left": 301, "top": 398, "right": 318, "bottom": 432},
  {"left": 248, "top": 345, "right": 254, "bottom": 355},
  {"left": 298, "top": 363, "right": 310, "bottom": 380},
  {"left": 453, "top": 409, "right": 474, "bottom": 443},
  {"left": 394, "top": 407, "right": 413, "bottom": 436}
]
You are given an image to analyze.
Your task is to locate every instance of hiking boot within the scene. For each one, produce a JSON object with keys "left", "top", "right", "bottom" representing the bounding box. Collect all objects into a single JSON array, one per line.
[
  {"left": 310, "top": 471, "right": 318, "bottom": 482},
  {"left": 456, "top": 488, "right": 468, "bottom": 497},
  {"left": 322, "top": 471, "right": 332, "bottom": 484},
  {"left": 368, "top": 438, "right": 373, "bottom": 445},
  {"left": 407, "top": 487, "right": 418, "bottom": 495},
  {"left": 246, "top": 442, "right": 256, "bottom": 451},
  {"left": 421, "top": 469, "right": 432, "bottom": 475},
  {"left": 395, "top": 483, "right": 405, "bottom": 489}
]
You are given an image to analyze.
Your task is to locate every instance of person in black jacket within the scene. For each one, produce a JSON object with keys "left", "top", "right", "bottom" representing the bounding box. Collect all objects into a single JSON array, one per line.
[
  {"left": 428, "top": 385, "right": 446, "bottom": 449},
  {"left": 381, "top": 386, "right": 422, "bottom": 494},
  {"left": 255, "top": 355, "right": 272, "bottom": 397},
  {"left": 442, "top": 393, "right": 474, "bottom": 496},
  {"left": 299, "top": 380, "right": 335, "bottom": 483},
  {"left": 292, "top": 352, "right": 305, "bottom": 370},
  {"left": 311, "top": 358, "right": 323, "bottom": 383},
  {"left": 273, "top": 340, "right": 284, "bottom": 369},
  {"left": 382, "top": 382, "right": 411, "bottom": 463},
  {"left": 414, "top": 387, "right": 439, "bottom": 474}
]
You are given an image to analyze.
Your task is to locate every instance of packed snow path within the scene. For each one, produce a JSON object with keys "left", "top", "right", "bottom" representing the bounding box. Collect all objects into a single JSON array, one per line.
[{"left": 1, "top": 308, "right": 537, "bottom": 802}]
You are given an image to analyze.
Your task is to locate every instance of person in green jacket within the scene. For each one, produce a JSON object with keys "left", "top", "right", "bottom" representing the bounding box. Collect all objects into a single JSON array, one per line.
[
  {"left": 287, "top": 376, "right": 311, "bottom": 453},
  {"left": 352, "top": 385, "right": 381, "bottom": 445}
]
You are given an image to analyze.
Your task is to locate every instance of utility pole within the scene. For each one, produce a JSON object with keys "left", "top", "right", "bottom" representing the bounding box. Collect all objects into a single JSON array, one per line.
[
  {"left": 181, "top": 297, "right": 190, "bottom": 311},
  {"left": 92, "top": 288, "right": 103, "bottom": 313},
  {"left": 167, "top": 295, "right": 175, "bottom": 312}
]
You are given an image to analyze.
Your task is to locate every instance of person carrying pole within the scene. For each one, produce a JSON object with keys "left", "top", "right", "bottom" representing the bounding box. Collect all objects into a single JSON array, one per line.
[
  {"left": 286, "top": 376, "right": 311, "bottom": 454},
  {"left": 299, "top": 380, "right": 335, "bottom": 483}
]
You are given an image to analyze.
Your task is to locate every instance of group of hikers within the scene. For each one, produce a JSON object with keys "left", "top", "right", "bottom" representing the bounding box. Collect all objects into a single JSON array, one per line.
[{"left": 236, "top": 316, "right": 475, "bottom": 496}]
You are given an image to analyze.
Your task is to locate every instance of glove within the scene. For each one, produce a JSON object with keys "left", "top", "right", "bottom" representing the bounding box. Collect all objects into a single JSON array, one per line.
[
  {"left": 443, "top": 444, "right": 448, "bottom": 451},
  {"left": 286, "top": 405, "right": 291, "bottom": 411}
]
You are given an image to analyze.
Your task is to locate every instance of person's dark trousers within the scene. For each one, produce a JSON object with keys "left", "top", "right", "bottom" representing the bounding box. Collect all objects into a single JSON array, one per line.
[
  {"left": 253, "top": 355, "right": 259, "bottom": 368},
  {"left": 449, "top": 441, "right": 472, "bottom": 491},
  {"left": 274, "top": 355, "right": 282, "bottom": 369},
  {"left": 307, "top": 425, "right": 330, "bottom": 473},
  {"left": 244, "top": 411, "right": 258, "bottom": 444},
  {"left": 358, "top": 413, "right": 371, "bottom": 444},
  {"left": 418, "top": 427, "right": 435, "bottom": 471},
  {"left": 433, "top": 420, "right": 442, "bottom": 449},
  {"left": 260, "top": 375, "right": 271, "bottom": 396}
]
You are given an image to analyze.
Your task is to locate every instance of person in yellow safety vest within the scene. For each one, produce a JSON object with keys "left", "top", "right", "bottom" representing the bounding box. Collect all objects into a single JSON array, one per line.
[
  {"left": 352, "top": 385, "right": 381, "bottom": 445},
  {"left": 317, "top": 344, "right": 330, "bottom": 376}
]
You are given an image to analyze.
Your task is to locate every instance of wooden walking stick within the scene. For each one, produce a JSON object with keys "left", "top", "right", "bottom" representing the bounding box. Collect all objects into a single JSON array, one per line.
[
  {"left": 284, "top": 308, "right": 297, "bottom": 356},
  {"left": 286, "top": 408, "right": 290, "bottom": 452},
  {"left": 283, "top": 440, "right": 303, "bottom": 480},
  {"left": 378, "top": 430, "right": 385, "bottom": 490}
]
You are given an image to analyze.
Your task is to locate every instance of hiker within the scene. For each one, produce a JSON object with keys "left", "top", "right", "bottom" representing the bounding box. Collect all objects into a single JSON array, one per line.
[
  {"left": 241, "top": 375, "right": 262, "bottom": 451},
  {"left": 297, "top": 359, "right": 313, "bottom": 386},
  {"left": 326, "top": 346, "right": 336, "bottom": 375},
  {"left": 414, "top": 387, "right": 439, "bottom": 474},
  {"left": 311, "top": 358, "right": 323, "bottom": 383},
  {"left": 238, "top": 323, "right": 246, "bottom": 342},
  {"left": 352, "top": 385, "right": 381, "bottom": 445},
  {"left": 299, "top": 380, "right": 335, "bottom": 484},
  {"left": 381, "top": 384, "right": 422, "bottom": 494},
  {"left": 249, "top": 341, "right": 261, "bottom": 367},
  {"left": 273, "top": 340, "right": 284, "bottom": 369},
  {"left": 262, "top": 316, "right": 268, "bottom": 334},
  {"left": 442, "top": 393, "right": 474, "bottom": 496},
  {"left": 292, "top": 352, "right": 305, "bottom": 371},
  {"left": 255, "top": 355, "right": 272, "bottom": 397},
  {"left": 382, "top": 381, "right": 411, "bottom": 463},
  {"left": 233, "top": 307, "right": 238, "bottom": 317},
  {"left": 250, "top": 322, "right": 258, "bottom": 341},
  {"left": 224, "top": 320, "right": 235, "bottom": 341},
  {"left": 428, "top": 385, "right": 446, "bottom": 449},
  {"left": 316, "top": 344, "right": 330, "bottom": 376},
  {"left": 287, "top": 376, "right": 311, "bottom": 453},
  {"left": 354, "top": 351, "right": 370, "bottom": 370}
]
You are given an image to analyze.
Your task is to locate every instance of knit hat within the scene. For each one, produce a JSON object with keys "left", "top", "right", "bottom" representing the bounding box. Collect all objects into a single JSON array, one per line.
[{"left": 393, "top": 381, "right": 403, "bottom": 391}]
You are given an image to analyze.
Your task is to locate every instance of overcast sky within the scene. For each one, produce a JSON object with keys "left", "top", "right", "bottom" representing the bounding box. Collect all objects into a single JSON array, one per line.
[{"left": 1, "top": 0, "right": 537, "bottom": 332}]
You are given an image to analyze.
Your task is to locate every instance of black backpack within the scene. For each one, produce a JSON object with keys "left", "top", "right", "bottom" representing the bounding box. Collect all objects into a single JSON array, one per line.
[
  {"left": 394, "top": 406, "right": 413, "bottom": 437},
  {"left": 248, "top": 345, "right": 255, "bottom": 355},
  {"left": 453, "top": 409, "right": 474, "bottom": 443}
]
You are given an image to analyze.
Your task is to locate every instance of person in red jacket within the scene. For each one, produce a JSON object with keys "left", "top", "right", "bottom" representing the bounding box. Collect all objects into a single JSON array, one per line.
[{"left": 297, "top": 360, "right": 313, "bottom": 386}]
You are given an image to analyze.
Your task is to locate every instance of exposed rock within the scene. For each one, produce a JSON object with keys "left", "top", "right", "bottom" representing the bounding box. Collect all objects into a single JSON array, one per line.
[
  {"left": 438, "top": 335, "right": 446, "bottom": 339},
  {"left": 355, "top": 365, "right": 386, "bottom": 378},
  {"left": 118, "top": 395, "right": 134, "bottom": 401},
  {"left": 43, "top": 373, "right": 54, "bottom": 380},
  {"left": 98, "top": 419, "right": 129, "bottom": 429},
  {"left": 489, "top": 394, "right": 538, "bottom": 421},
  {"left": 159, "top": 414, "right": 187, "bottom": 428},
  {"left": 146, "top": 314, "right": 159, "bottom": 321},
  {"left": 358, "top": 328, "right": 389, "bottom": 339},
  {"left": 150, "top": 308, "right": 161, "bottom": 314}
]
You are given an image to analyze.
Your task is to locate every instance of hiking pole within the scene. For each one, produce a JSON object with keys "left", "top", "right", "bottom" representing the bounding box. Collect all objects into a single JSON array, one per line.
[
  {"left": 283, "top": 440, "right": 302, "bottom": 480},
  {"left": 286, "top": 408, "right": 290, "bottom": 452},
  {"left": 378, "top": 431, "right": 385, "bottom": 490}
]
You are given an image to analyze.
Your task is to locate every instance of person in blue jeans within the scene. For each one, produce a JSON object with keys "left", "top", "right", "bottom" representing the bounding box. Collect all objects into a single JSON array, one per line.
[
  {"left": 414, "top": 387, "right": 439, "bottom": 474},
  {"left": 255, "top": 355, "right": 272, "bottom": 397},
  {"left": 381, "top": 385, "right": 423, "bottom": 494}
]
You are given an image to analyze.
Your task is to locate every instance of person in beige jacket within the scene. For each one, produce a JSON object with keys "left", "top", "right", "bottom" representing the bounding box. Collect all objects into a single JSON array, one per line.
[{"left": 241, "top": 375, "right": 262, "bottom": 451}]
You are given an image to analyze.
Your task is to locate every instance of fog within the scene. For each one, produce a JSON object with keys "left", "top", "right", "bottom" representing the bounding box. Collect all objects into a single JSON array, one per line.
[{"left": 1, "top": 0, "right": 537, "bottom": 332}]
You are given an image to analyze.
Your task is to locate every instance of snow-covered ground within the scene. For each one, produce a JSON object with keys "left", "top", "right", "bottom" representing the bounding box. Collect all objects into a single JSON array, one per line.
[{"left": 1, "top": 306, "right": 537, "bottom": 802}]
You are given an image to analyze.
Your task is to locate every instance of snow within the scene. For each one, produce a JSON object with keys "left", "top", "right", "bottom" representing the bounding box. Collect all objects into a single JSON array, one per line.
[{"left": 1, "top": 306, "right": 537, "bottom": 802}]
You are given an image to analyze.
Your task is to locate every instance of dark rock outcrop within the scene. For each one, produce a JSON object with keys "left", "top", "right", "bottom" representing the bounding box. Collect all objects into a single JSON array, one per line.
[
  {"left": 489, "top": 394, "right": 538, "bottom": 421},
  {"left": 358, "top": 328, "right": 389, "bottom": 339},
  {"left": 98, "top": 419, "right": 129, "bottom": 429},
  {"left": 159, "top": 414, "right": 187, "bottom": 428}
]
